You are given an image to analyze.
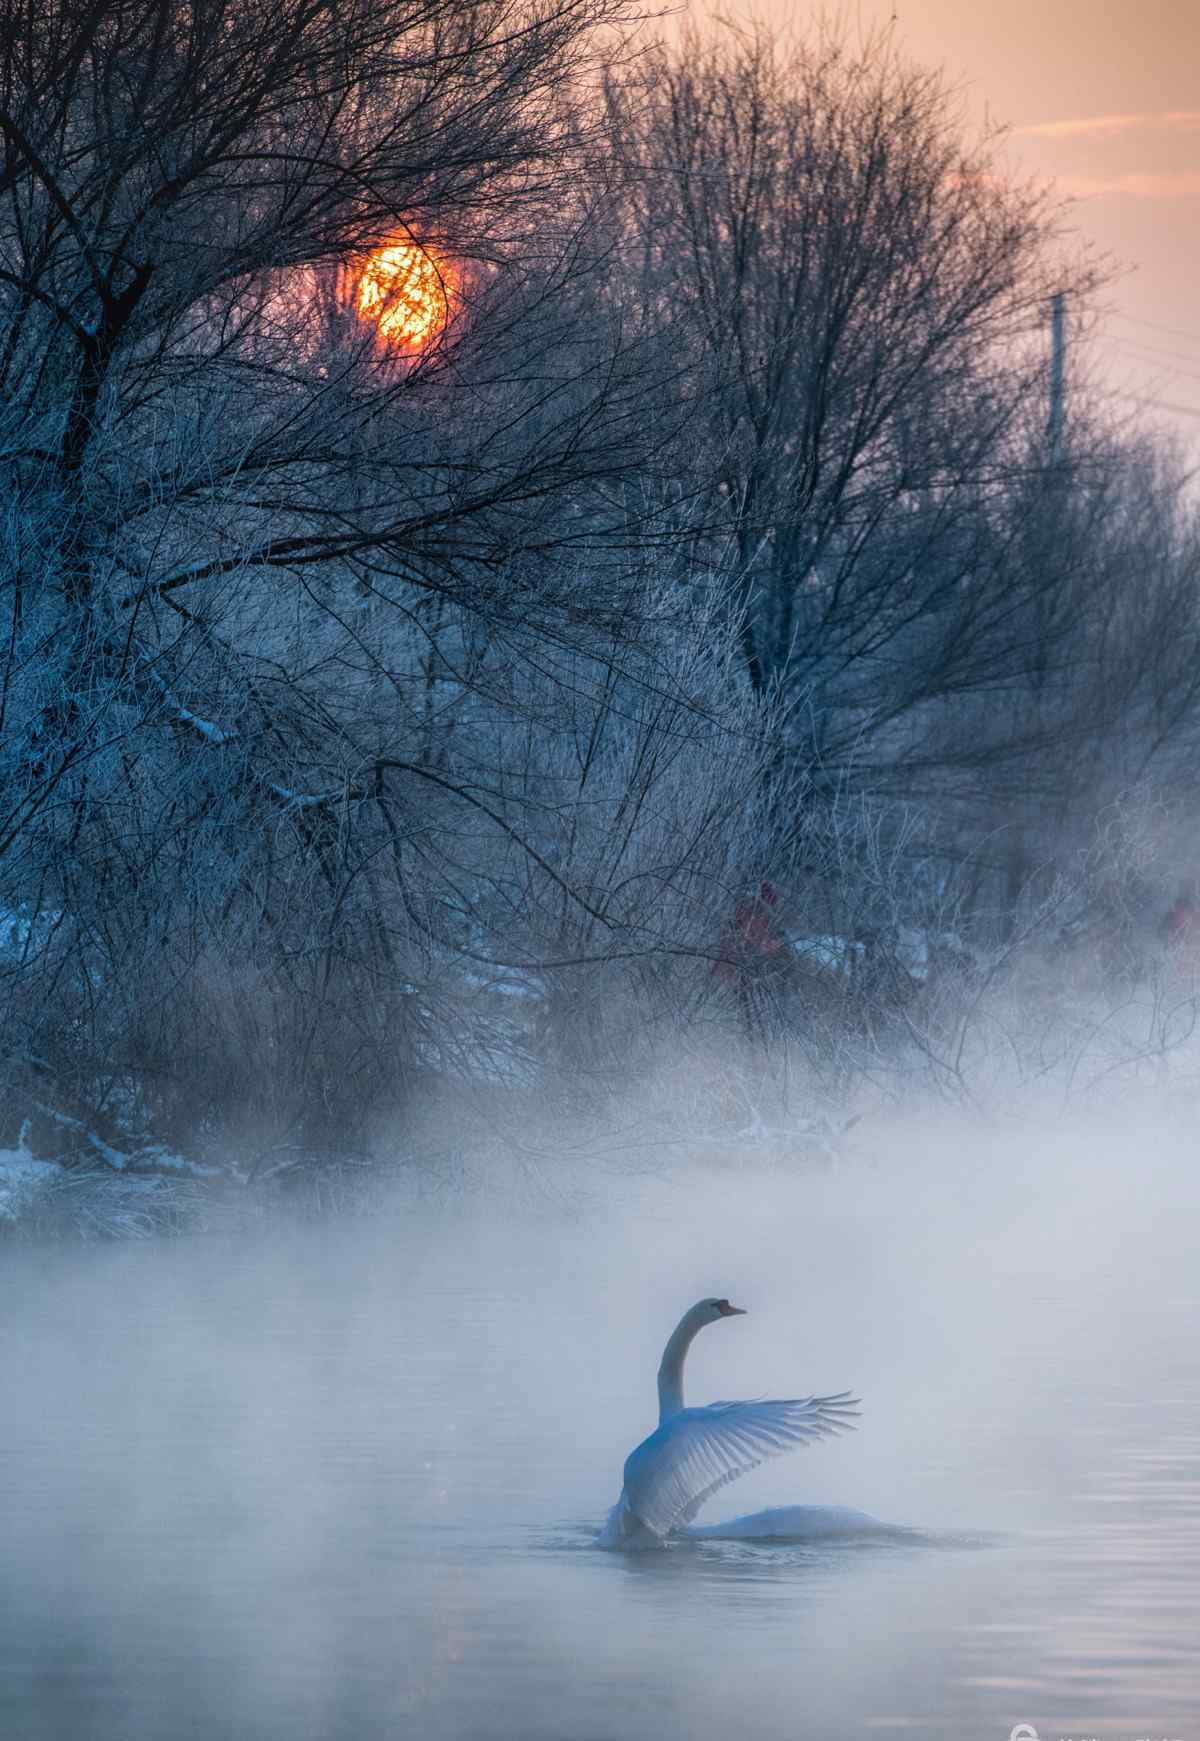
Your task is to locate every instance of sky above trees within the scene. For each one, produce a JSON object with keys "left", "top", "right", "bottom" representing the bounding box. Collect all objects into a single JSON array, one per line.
[{"left": 740, "top": 0, "right": 1200, "bottom": 441}]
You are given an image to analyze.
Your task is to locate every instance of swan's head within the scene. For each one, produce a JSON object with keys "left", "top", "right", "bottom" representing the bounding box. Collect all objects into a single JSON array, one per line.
[{"left": 658, "top": 1298, "right": 748, "bottom": 1416}]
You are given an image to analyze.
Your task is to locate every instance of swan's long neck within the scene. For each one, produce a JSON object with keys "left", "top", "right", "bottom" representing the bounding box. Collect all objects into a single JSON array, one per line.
[{"left": 657, "top": 1306, "right": 708, "bottom": 1423}]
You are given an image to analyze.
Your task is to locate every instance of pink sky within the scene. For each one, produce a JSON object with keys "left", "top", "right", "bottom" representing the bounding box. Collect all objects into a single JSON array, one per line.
[{"left": 705, "top": 0, "right": 1200, "bottom": 445}]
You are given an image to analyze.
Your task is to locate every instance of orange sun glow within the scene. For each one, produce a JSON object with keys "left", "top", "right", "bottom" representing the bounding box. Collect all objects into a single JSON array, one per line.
[{"left": 354, "top": 239, "right": 454, "bottom": 350}]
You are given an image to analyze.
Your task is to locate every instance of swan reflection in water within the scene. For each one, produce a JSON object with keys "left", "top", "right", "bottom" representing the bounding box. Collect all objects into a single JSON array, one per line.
[{"left": 599, "top": 1297, "right": 882, "bottom": 1551}]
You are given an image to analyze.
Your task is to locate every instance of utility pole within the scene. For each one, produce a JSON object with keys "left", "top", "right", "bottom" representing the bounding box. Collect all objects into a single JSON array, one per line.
[
  {"left": 1002, "top": 288, "right": 1069, "bottom": 943},
  {"left": 1048, "top": 290, "right": 1066, "bottom": 464}
]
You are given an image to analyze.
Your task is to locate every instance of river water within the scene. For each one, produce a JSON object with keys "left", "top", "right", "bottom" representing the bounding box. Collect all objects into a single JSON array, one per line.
[{"left": 0, "top": 1116, "right": 1196, "bottom": 1740}]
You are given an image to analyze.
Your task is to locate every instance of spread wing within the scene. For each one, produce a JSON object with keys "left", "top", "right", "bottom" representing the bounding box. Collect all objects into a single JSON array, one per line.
[{"left": 621, "top": 1393, "right": 860, "bottom": 1538}]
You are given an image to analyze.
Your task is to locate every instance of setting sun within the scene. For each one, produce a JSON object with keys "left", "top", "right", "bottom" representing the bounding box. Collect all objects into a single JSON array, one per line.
[{"left": 354, "top": 238, "right": 454, "bottom": 350}]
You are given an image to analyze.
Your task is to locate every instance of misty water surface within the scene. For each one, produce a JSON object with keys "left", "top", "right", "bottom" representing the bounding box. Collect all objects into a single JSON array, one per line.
[{"left": 1, "top": 1112, "right": 1197, "bottom": 1740}]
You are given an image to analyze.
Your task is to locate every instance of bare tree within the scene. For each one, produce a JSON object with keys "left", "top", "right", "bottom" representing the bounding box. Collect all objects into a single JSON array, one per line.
[
  {"left": 0, "top": 0, "right": 722, "bottom": 1162},
  {"left": 604, "top": 23, "right": 1107, "bottom": 791}
]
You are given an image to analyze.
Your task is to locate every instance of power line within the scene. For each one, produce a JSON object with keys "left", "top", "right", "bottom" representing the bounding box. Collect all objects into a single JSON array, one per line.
[
  {"left": 1110, "top": 346, "right": 1200, "bottom": 388},
  {"left": 1110, "top": 310, "right": 1200, "bottom": 347},
  {"left": 1111, "top": 334, "right": 1200, "bottom": 369},
  {"left": 1109, "top": 390, "right": 1200, "bottom": 422}
]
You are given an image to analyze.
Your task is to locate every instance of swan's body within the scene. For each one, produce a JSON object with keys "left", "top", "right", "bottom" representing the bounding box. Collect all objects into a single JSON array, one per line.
[
  {"left": 684, "top": 1505, "right": 885, "bottom": 1540},
  {"left": 598, "top": 1297, "right": 860, "bottom": 1550}
]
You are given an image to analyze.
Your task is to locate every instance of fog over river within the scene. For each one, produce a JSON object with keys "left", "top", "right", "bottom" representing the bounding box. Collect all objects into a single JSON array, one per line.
[{"left": 1, "top": 1109, "right": 1197, "bottom": 1739}]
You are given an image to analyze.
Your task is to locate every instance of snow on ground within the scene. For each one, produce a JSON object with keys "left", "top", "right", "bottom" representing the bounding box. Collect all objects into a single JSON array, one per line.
[
  {"left": 0, "top": 902, "right": 60, "bottom": 961},
  {"left": 0, "top": 1126, "right": 61, "bottom": 1221}
]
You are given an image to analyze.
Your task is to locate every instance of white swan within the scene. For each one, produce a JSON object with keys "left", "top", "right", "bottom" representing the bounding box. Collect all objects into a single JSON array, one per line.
[{"left": 598, "top": 1297, "right": 861, "bottom": 1550}]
